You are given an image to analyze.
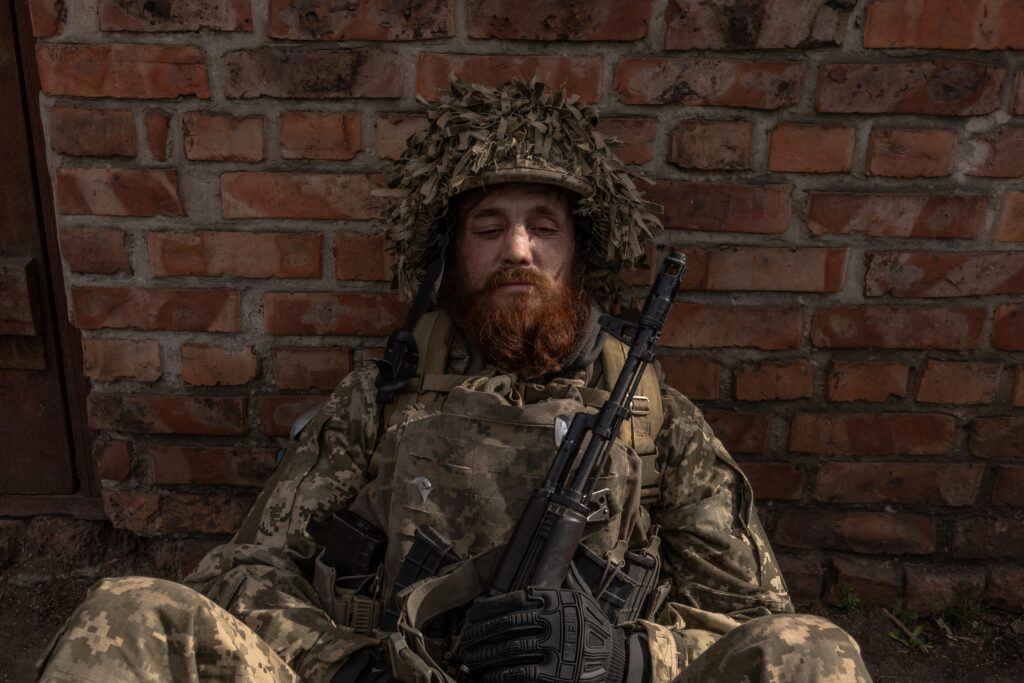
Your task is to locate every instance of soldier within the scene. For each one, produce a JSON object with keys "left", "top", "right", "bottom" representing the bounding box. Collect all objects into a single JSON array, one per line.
[{"left": 38, "top": 79, "right": 872, "bottom": 683}]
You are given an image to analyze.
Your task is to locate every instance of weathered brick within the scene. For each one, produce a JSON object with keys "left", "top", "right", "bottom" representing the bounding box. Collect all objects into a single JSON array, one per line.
[
  {"left": 145, "top": 110, "right": 170, "bottom": 161},
  {"left": 776, "top": 510, "right": 935, "bottom": 555},
  {"left": 59, "top": 227, "right": 131, "bottom": 275},
  {"left": 335, "top": 232, "right": 391, "bottom": 282},
  {"left": 280, "top": 111, "right": 361, "bottom": 160},
  {"left": 735, "top": 361, "right": 813, "bottom": 401},
  {"left": 149, "top": 231, "right": 322, "bottom": 278},
  {"left": 1015, "top": 70, "right": 1024, "bottom": 115},
  {"left": 917, "top": 360, "right": 1001, "bottom": 405},
  {"left": 992, "top": 467, "right": 1024, "bottom": 506},
  {"left": 660, "top": 357, "right": 720, "bottom": 400},
  {"left": 993, "top": 304, "right": 1024, "bottom": 350},
  {"left": 150, "top": 446, "right": 277, "bottom": 487},
  {"left": 224, "top": 48, "right": 401, "bottom": 99},
  {"left": 50, "top": 106, "right": 136, "bottom": 157},
  {"left": 703, "top": 410, "right": 771, "bottom": 454},
  {"left": 683, "top": 246, "right": 845, "bottom": 292},
  {"left": 951, "top": 518, "right": 1024, "bottom": 560},
  {"left": 987, "top": 566, "right": 1024, "bottom": 611},
  {"left": 776, "top": 554, "right": 823, "bottom": 604},
  {"left": 905, "top": 565, "right": 986, "bottom": 614},
  {"left": 998, "top": 191, "right": 1024, "bottom": 241},
  {"left": 94, "top": 439, "right": 131, "bottom": 481},
  {"left": 57, "top": 168, "right": 183, "bottom": 217},
  {"left": 183, "top": 111, "right": 263, "bottom": 162},
  {"left": 866, "top": 251, "right": 1024, "bottom": 298},
  {"left": 222, "top": 172, "right": 385, "bottom": 220},
  {"left": 867, "top": 128, "right": 956, "bottom": 178},
  {"left": 264, "top": 292, "right": 408, "bottom": 336},
  {"left": 662, "top": 304, "right": 802, "bottom": 350},
  {"left": 103, "top": 489, "right": 254, "bottom": 536},
  {"left": 826, "top": 362, "right": 909, "bottom": 402},
  {"left": 269, "top": 0, "right": 451, "bottom": 40},
  {"left": 614, "top": 58, "right": 803, "bottom": 108},
  {"left": 668, "top": 120, "right": 752, "bottom": 171},
  {"left": 813, "top": 306, "right": 985, "bottom": 350},
  {"left": 647, "top": 182, "right": 791, "bottom": 233},
  {"left": 260, "top": 395, "right": 328, "bottom": 436},
  {"left": 807, "top": 193, "right": 986, "bottom": 239},
  {"left": 376, "top": 113, "right": 428, "bottom": 161},
  {"left": 964, "top": 127, "right": 1024, "bottom": 178},
  {"left": 468, "top": 0, "right": 649, "bottom": 40},
  {"left": 29, "top": 0, "right": 65, "bottom": 36},
  {"left": 37, "top": 44, "right": 209, "bottom": 99},
  {"left": 768, "top": 124, "right": 854, "bottom": 174},
  {"left": 1016, "top": 368, "right": 1024, "bottom": 407},
  {"left": 181, "top": 344, "right": 258, "bottom": 387},
  {"left": 274, "top": 347, "right": 352, "bottom": 390},
  {"left": 99, "top": 0, "right": 252, "bottom": 31},
  {"left": 665, "top": 0, "right": 853, "bottom": 49},
  {"left": 88, "top": 393, "right": 246, "bottom": 435},
  {"left": 814, "top": 463, "right": 984, "bottom": 506},
  {"left": 417, "top": 54, "right": 601, "bottom": 102},
  {"left": 864, "top": 0, "right": 1024, "bottom": 49},
  {"left": 72, "top": 287, "right": 241, "bottom": 333},
  {"left": 738, "top": 462, "right": 804, "bottom": 500},
  {"left": 83, "top": 338, "right": 162, "bottom": 382},
  {"left": 789, "top": 413, "right": 955, "bottom": 456},
  {"left": 598, "top": 118, "right": 657, "bottom": 166},
  {"left": 816, "top": 61, "right": 1004, "bottom": 115},
  {"left": 971, "top": 416, "right": 1024, "bottom": 459},
  {"left": 827, "top": 557, "right": 901, "bottom": 608}
]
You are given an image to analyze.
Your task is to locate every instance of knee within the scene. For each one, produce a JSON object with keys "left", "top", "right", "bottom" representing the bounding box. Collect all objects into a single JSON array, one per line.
[
  {"left": 84, "top": 576, "right": 209, "bottom": 618},
  {"left": 734, "top": 614, "right": 861, "bottom": 654}
]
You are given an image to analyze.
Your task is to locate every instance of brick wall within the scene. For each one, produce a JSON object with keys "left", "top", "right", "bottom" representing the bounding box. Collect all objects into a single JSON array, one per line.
[{"left": 28, "top": 0, "right": 1023, "bottom": 610}]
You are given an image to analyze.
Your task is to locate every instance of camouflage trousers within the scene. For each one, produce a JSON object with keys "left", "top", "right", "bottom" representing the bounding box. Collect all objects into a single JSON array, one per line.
[{"left": 38, "top": 578, "right": 870, "bottom": 683}]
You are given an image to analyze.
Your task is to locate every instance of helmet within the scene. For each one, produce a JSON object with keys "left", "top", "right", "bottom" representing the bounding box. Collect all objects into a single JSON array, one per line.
[{"left": 380, "top": 77, "right": 663, "bottom": 302}]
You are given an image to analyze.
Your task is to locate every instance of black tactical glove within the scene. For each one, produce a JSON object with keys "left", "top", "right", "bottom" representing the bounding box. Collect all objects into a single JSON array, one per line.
[
  {"left": 331, "top": 647, "right": 400, "bottom": 683},
  {"left": 455, "top": 587, "right": 650, "bottom": 683}
]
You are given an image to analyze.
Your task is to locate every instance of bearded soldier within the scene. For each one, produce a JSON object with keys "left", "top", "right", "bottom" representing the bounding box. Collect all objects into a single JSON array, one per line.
[{"left": 38, "top": 80, "right": 872, "bottom": 683}]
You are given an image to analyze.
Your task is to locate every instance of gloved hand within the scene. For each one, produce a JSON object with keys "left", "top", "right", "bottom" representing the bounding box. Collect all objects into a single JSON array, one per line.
[
  {"left": 455, "top": 587, "right": 649, "bottom": 683},
  {"left": 331, "top": 647, "right": 400, "bottom": 683}
]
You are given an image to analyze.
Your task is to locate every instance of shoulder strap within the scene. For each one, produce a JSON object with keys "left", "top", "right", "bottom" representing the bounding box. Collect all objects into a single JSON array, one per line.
[{"left": 382, "top": 310, "right": 454, "bottom": 428}]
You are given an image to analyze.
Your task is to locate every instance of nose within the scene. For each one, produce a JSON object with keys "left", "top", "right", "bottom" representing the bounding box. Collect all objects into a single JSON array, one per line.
[{"left": 502, "top": 223, "right": 533, "bottom": 266}]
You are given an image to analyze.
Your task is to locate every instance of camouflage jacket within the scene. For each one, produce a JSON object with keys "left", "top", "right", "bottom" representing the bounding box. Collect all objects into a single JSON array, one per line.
[{"left": 185, "top": 360, "right": 793, "bottom": 682}]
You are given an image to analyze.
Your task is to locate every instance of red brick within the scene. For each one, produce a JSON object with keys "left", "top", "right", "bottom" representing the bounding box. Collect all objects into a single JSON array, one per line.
[
  {"left": 269, "top": 0, "right": 451, "bottom": 39},
  {"left": 614, "top": 58, "right": 803, "bottom": 109},
  {"left": 376, "top": 113, "right": 428, "bottom": 161},
  {"left": 662, "top": 304, "right": 801, "bottom": 350},
  {"left": 94, "top": 439, "right": 131, "bottom": 481},
  {"left": 776, "top": 510, "right": 935, "bottom": 555},
  {"left": 83, "top": 338, "right": 162, "bottom": 382},
  {"left": 100, "top": 0, "right": 252, "bottom": 31},
  {"left": 826, "top": 557, "right": 901, "bottom": 608},
  {"left": 103, "top": 489, "right": 253, "bottom": 536},
  {"left": 665, "top": 0, "right": 852, "bottom": 49},
  {"left": 815, "top": 61, "right": 1004, "bottom": 115},
  {"left": 1015, "top": 71, "right": 1024, "bottom": 115},
  {"left": 57, "top": 168, "right": 183, "bottom": 217},
  {"left": 621, "top": 244, "right": 657, "bottom": 287},
  {"left": 684, "top": 246, "right": 846, "bottom": 292},
  {"left": 183, "top": 112, "right": 263, "bottom": 162},
  {"left": 468, "top": 0, "right": 649, "bottom": 40},
  {"left": 998, "top": 191, "right": 1024, "bottom": 241},
  {"left": 867, "top": 128, "right": 955, "bottom": 178},
  {"left": 735, "top": 361, "right": 813, "bottom": 401},
  {"left": 647, "top": 182, "right": 791, "bottom": 234},
  {"left": 813, "top": 306, "right": 985, "bottom": 350},
  {"left": 826, "top": 362, "right": 909, "bottom": 402},
  {"left": 971, "top": 417, "right": 1024, "bottom": 459},
  {"left": 49, "top": 106, "right": 135, "bottom": 157},
  {"left": 905, "top": 565, "right": 986, "bottom": 615},
  {"left": 668, "top": 120, "right": 752, "bottom": 171},
  {"left": 598, "top": 118, "right": 657, "bottom": 166},
  {"left": 917, "top": 360, "right": 1001, "bottom": 405},
  {"left": 181, "top": 344, "right": 258, "bottom": 387},
  {"left": 993, "top": 467, "right": 1024, "bottom": 506},
  {"left": 59, "top": 227, "right": 131, "bottom": 275},
  {"left": 965, "top": 127, "right": 1024, "bottom": 178},
  {"left": 146, "top": 110, "right": 170, "bottom": 161},
  {"left": 660, "top": 357, "right": 720, "bottom": 400},
  {"left": 222, "top": 172, "right": 385, "bottom": 220},
  {"left": 149, "top": 231, "right": 322, "bottom": 278},
  {"left": 335, "top": 232, "right": 392, "bottom": 282},
  {"left": 987, "top": 566, "right": 1024, "bottom": 611},
  {"left": 866, "top": 251, "right": 1024, "bottom": 299},
  {"left": 29, "top": 0, "right": 64, "bottom": 36},
  {"left": 260, "top": 395, "right": 328, "bottom": 436},
  {"left": 865, "top": 0, "right": 1024, "bottom": 49},
  {"left": 274, "top": 347, "right": 352, "bottom": 390},
  {"left": 417, "top": 54, "right": 601, "bottom": 103},
  {"left": 703, "top": 410, "right": 771, "bottom": 454},
  {"left": 776, "top": 555, "right": 822, "bottom": 604},
  {"left": 37, "top": 44, "right": 209, "bottom": 99},
  {"left": 224, "top": 48, "right": 401, "bottom": 99},
  {"left": 769, "top": 124, "right": 854, "bottom": 173},
  {"left": 814, "top": 463, "right": 984, "bottom": 506},
  {"left": 72, "top": 287, "right": 241, "bottom": 333},
  {"left": 280, "top": 112, "right": 361, "bottom": 160},
  {"left": 264, "top": 292, "right": 408, "bottom": 337},
  {"left": 1016, "top": 368, "right": 1024, "bottom": 407},
  {"left": 738, "top": 462, "right": 804, "bottom": 500},
  {"left": 951, "top": 518, "right": 1024, "bottom": 560},
  {"left": 789, "top": 413, "right": 955, "bottom": 456},
  {"left": 807, "top": 193, "right": 986, "bottom": 239},
  {"left": 88, "top": 393, "right": 246, "bottom": 435},
  {"left": 150, "top": 446, "right": 277, "bottom": 487},
  {"left": 993, "top": 304, "right": 1024, "bottom": 350}
]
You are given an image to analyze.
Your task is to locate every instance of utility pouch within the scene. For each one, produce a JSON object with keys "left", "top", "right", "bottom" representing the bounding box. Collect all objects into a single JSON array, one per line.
[
  {"left": 566, "top": 544, "right": 660, "bottom": 625},
  {"left": 323, "top": 509, "right": 388, "bottom": 578},
  {"left": 382, "top": 525, "right": 461, "bottom": 632},
  {"left": 313, "top": 550, "right": 383, "bottom": 634}
]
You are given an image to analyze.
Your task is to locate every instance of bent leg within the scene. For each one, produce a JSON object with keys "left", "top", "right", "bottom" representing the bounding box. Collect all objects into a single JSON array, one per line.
[
  {"left": 676, "top": 614, "right": 872, "bottom": 683},
  {"left": 38, "top": 576, "right": 298, "bottom": 683}
]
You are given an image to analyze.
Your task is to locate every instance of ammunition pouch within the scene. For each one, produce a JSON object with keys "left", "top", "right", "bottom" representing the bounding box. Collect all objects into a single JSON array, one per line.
[{"left": 316, "top": 510, "right": 389, "bottom": 634}]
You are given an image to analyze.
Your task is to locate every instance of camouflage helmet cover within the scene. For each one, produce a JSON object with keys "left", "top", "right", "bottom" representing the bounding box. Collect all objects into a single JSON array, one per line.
[{"left": 380, "top": 77, "right": 663, "bottom": 302}]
